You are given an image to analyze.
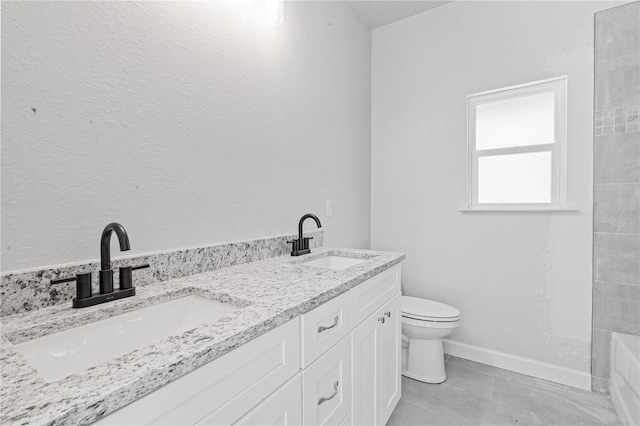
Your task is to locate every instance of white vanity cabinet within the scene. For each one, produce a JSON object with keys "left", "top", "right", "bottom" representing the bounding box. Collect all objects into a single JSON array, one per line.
[
  {"left": 96, "top": 263, "right": 402, "bottom": 426},
  {"left": 299, "top": 264, "right": 401, "bottom": 426}
]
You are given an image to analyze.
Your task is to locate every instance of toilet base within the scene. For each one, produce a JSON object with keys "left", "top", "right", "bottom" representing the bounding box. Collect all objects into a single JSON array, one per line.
[
  {"left": 401, "top": 369, "right": 447, "bottom": 384},
  {"left": 402, "top": 336, "right": 447, "bottom": 384}
]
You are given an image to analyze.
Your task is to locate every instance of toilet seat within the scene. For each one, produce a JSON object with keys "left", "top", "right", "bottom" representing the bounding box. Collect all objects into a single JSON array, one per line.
[{"left": 401, "top": 296, "right": 460, "bottom": 322}]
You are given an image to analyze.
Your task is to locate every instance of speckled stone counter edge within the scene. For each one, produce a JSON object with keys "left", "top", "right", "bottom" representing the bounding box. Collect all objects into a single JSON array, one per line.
[{"left": 0, "top": 231, "right": 322, "bottom": 317}]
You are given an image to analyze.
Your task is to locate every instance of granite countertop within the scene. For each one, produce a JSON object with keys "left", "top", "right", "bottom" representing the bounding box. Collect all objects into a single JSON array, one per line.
[{"left": 0, "top": 247, "right": 404, "bottom": 426}]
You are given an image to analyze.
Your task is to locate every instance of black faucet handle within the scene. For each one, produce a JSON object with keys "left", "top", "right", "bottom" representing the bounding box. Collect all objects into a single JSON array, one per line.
[
  {"left": 51, "top": 273, "right": 92, "bottom": 300},
  {"left": 119, "top": 264, "right": 150, "bottom": 290},
  {"left": 50, "top": 276, "right": 77, "bottom": 284},
  {"left": 287, "top": 239, "right": 301, "bottom": 255},
  {"left": 301, "top": 236, "right": 314, "bottom": 250},
  {"left": 131, "top": 263, "right": 150, "bottom": 271}
]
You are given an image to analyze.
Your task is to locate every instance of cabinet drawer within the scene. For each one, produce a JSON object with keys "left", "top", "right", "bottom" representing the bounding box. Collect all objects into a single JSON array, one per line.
[
  {"left": 234, "top": 374, "right": 302, "bottom": 426},
  {"left": 350, "top": 265, "right": 400, "bottom": 327},
  {"left": 301, "top": 291, "right": 351, "bottom": 368},
  {"left": 302, "top": 335, "right": 352, "bottom": 426},
  {"left": 96, "top": 319, "right": 300, "bottom": 425}
]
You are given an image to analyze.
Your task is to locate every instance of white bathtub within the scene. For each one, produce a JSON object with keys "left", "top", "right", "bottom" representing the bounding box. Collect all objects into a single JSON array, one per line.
[{"left": 611, "top": 333, "right": 640, "bottom": 426}]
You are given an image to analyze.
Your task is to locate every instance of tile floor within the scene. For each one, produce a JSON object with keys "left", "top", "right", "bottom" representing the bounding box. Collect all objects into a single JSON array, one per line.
[{"left": 388, "top": 356, "right": 621, "bottom": 426}]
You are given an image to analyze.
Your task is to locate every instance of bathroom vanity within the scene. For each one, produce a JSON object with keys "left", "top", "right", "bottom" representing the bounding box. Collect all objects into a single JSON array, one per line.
[{"left": 0, "top": 247, "right": 404, "bottom": 425}]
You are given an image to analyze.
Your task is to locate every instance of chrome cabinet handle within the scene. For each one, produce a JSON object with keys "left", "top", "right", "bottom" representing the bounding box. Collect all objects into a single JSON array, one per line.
[
  {"left": 318, "top": 316, "right": 339, "bottom": 333},
  {"left": 318, "top": 381, "right": 339, "bottom": 406},
  {"left": 378, "top": 316, "right": 385, "bottom": 324},
  {"left": 384, "top": 311, "right": 391, "bottom": 318}
]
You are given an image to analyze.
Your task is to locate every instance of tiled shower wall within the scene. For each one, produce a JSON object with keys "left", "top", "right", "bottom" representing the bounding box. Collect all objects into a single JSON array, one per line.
[{"left": 592, "top": 1, "right": 640, "bottom": 395}]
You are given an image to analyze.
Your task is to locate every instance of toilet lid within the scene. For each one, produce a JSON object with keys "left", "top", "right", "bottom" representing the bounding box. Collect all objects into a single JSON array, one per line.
[{"left": 402, "top": 296, "right": 460, "bottom": 321}]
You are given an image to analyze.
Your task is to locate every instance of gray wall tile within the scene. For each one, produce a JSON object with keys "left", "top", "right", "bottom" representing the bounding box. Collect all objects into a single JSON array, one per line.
[
  {"left": 592, "top": 1, "right": 640, "bottom": 396},
  {"left": 595, "top": 1, "right": 640, "bottom": 61},
  {"left": 594, "top": 183, "right": 640, "bottom": 233},
  {"left": 594, "top": 233, "right": 640, "bottom": 285},
  {"left": 593, "top": 282, "right": 640, "bottom": 334},
  {"left": 592, "top": 376, "right": 611, "bottom": 395},
  {"left": 595, "top": 54, "right": 640, "bottom": 110},
  {"left": 591, "top": 329, "right": 612, "bottom": 380},
  {"left": 595, "top": 133, "right": 640, "bottom": 184}
]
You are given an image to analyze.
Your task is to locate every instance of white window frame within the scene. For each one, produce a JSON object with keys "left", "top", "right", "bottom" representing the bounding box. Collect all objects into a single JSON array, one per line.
[{"left": 466, "top": 76, "right": 568, "bottom": 211}]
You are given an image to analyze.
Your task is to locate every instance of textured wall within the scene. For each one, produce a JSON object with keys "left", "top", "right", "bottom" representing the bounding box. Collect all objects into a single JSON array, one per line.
[
  {"left": 1, "top": 1, "right": 371, "bottom": 272},
  {"left": 371, "top": 1, "right": 622, "bottom": 382},
  {"left": 592, "top": 1, "right": 640, "bottom": 395}
]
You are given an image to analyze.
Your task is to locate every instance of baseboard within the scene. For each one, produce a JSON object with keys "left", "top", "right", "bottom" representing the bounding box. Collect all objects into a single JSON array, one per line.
[{"left": 443, "top": 339, "right": 591, "bottom": 391}]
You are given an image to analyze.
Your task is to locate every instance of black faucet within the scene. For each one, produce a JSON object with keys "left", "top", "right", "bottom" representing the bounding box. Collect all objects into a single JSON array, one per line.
[
  {"left": 100, "top": 222, "right": 131, "bottom": 294},
  {"left": 288, "top": 213, "right": 322, "bottom": 256},
  {"left": 50, "top": 222, "right": 149, "bottom": 308}
]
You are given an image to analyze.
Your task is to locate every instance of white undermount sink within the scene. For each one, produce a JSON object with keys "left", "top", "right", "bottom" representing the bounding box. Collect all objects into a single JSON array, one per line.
[
  {"left": 13, "top": 295, "right": 238, "bottom": 382},
  {"left": 302, "top": 255, "right": 367, "bottom": 271}
]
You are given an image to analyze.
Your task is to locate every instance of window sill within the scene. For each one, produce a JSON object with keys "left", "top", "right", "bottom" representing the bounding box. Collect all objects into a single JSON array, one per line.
[{"left": 460, "top": 207, "right": 579, "bottom": 213}]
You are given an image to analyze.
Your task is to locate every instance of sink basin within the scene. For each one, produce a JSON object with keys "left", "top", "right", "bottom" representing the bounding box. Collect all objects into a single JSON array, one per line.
[
  {"left": 13, "top": 295, "right": 238, "bottom": 382},
  {"left": 302, "top": 255, "right": 367, "bottom": 271}
]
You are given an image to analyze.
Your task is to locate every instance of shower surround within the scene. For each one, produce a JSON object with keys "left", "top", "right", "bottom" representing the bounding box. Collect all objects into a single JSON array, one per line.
[{"left": 591, "top": 0, "right": 640, "bottom": 398}]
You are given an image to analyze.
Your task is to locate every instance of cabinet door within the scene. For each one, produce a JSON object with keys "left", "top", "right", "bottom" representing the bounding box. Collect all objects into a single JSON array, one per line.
[
  {"left": 234, "top": 374, "right": 302, "bottom": 426},
  {"left": 380, "top": 294, "right": 401, "bottom": 425},
  {"left": 351, "top": 309, "right": 382, "bottom": 426},
  {"left": 351, "top": 293, "right": 402, "bottom": 426}
]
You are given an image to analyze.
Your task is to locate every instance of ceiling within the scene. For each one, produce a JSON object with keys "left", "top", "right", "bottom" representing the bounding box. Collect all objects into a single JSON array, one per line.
[{"left": 347, "top": 1, "right": 450, "bottom": 29}]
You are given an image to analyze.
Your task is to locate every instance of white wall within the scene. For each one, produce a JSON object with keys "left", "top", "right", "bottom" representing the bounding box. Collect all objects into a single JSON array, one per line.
[
  {"left": 372, "top": 1, "right": 620, "bottom": 382},
  {"left": 1, "top": 1, "right": 371, "bottom": 272}
]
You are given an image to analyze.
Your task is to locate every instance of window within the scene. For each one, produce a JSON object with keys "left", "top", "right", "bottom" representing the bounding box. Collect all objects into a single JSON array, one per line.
[{"left": 466, "top": 77, "right": 567, "bottom": 210}]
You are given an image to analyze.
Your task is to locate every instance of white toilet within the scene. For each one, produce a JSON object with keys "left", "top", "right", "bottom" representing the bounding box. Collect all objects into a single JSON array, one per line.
[{"left": 401, "top": 295, "right": 460, "bottom": 383}]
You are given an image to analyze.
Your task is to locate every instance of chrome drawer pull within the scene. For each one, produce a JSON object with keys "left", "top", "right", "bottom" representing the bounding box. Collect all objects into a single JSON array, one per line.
[
  {"left": 318, "top": 316, "right": 339, "bottom": 333},
  {"left": 378, "top": 316, "right": 385, "bottom": 324},
  {"left": 318, "top": 381, "right": 339, "bottom": 405},
  {"left": 384, "top": 311, "right": 391, "bottom": 318}
]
